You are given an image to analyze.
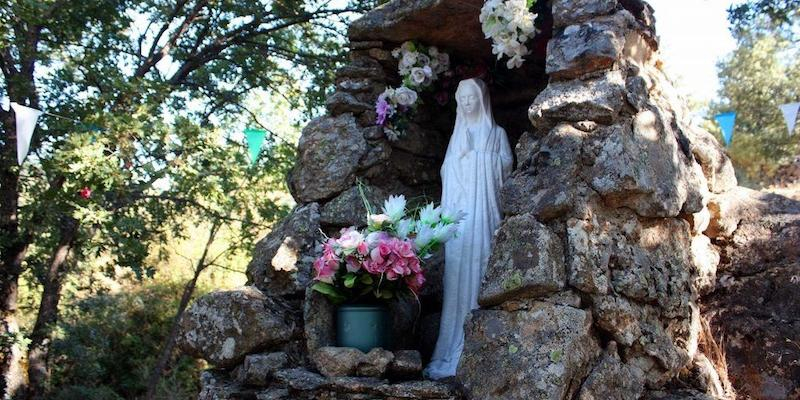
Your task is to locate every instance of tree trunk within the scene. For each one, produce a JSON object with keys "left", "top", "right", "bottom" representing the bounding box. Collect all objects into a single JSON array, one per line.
[
  {"left": 23, "top": 217, "right": 79, "bottom": 400},
  {"left": 0, "top": 103, "right": 27, "bottom": 398},
  {"left": 144, "top": 222, "right": 220, "bottom": 400}
]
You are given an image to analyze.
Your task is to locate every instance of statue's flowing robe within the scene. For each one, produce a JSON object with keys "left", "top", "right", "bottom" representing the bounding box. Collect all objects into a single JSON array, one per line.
[{"left": 425, "top": 79, "right": 513, "bottom": 379}]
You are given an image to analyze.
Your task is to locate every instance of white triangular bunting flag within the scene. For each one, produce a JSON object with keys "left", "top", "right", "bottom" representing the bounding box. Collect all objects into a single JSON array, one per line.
[
  {"left": 9, "top": 102, "right": 43, "bottom": 165},
  {"left": 780, "top": 102, "right": 800, "bottom": 136}
]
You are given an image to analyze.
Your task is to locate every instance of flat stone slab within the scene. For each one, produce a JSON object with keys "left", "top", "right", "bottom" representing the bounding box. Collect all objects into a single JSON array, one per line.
[{"left": 199, "top": 368, "right": 461, "bottom": 400}]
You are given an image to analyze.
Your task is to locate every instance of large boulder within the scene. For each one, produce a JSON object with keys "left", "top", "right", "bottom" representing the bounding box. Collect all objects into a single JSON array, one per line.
[
  {"left": 479, "top": 214, "right": 566, "bottom": 307},
  {"left": 288, "top": 113, "right": 367, "bottom": 203},
  {"left": 702, "top": 188, "right": 800, "bottom": 399},
  {"left": 246, "top": 204, "right": 320, "bottom": 296},
  {"left": 178, "top": 287, "right": 298, "bottom": 368},
  {"left": 458, "top": 301, "right": 600, "bottom": 400}
]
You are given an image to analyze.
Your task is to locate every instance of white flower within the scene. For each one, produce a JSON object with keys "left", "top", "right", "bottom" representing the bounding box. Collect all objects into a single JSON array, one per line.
[
  {"left": 393, "top": 86, "right": 418, "bottom": 106},
  {"left": 379, "top": 87, "right": 395, "bottom": 103},
  {"left": 402, "top": 51, "right": 418, "bottom": 68},
  {"left": 414, "top": 224, "right": 435, "bottom": 249},
  {"left": 396, "top": 218, "right": 415, "bottom": 238},
  {"left": 480, "top": 0, "right": 537, "bottom": 69},
  {"left": 417, "top": 54, "right": 431, "bottom": 68},
  {"left": 338, "top": 228, "right": 365, "bottom": 254},
  {"left": 410, "top": 67, "right": 428, "bottom": 85},
  {"left": 382, "top": 195, "right": 407, "bottom": 222},
  {"left": 418, "top": 203, "right": 442, "bottom": 226},
  {"left": 369, "top": 213, "right": 390, "bottom": 227},
  {"left": 432, "top": 222, "right": 459, "bottom": 243},
  {"left": 441, "top": 208, "right": 467, "bottom": 225},
  {"left": 391, "top": 48, "right": 401, "bottom": 58}
]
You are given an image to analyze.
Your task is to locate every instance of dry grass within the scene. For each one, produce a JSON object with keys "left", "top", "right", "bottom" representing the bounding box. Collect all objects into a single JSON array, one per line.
[{"left": 699, "top": 315, "right": 737, "bottom": 399}]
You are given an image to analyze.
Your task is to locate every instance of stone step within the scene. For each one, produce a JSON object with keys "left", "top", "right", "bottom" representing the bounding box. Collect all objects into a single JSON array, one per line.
[{"left": 199, "top": 368, "right": 462, "bottom": 400}]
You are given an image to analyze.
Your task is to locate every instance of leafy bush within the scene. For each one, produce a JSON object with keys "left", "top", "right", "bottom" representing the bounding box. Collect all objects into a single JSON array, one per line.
[{"left": 49, "top": 281, "right": 208, "bottom": 399}]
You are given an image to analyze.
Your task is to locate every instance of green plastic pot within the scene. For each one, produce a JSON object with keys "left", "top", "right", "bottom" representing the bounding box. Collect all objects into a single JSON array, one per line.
[{"left": 336, "top": 304, "right": 389, "bottom": 352}]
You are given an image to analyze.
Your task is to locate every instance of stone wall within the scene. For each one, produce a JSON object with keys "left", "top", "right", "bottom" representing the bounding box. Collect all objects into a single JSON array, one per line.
[{"left": 174, "top": 0, "right": 800, "bottom": 399}]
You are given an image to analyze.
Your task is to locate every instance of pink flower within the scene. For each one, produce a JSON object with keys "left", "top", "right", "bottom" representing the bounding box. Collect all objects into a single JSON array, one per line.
[
  {"left": 345, "top": 256, "right": 362, "bottom": 273},
  {"left": 356, "top": 241, "right": 369, "bottom": 256},
  {"left": 313, "top": 256, "right": 338, "bottom": 283},
  {"left": 78, "top": 187, "right": 92, "bottom": 199}
]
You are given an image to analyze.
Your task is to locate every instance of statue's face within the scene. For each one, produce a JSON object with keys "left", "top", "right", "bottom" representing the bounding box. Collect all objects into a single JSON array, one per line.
[{"left": 458, "top": 84, "right": 480, "bottom": 116}]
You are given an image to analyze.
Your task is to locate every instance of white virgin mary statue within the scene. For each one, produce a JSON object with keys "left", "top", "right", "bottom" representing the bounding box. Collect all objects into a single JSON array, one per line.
[{"left": 424, "top": 78, "right": 513, "bottom": 379}]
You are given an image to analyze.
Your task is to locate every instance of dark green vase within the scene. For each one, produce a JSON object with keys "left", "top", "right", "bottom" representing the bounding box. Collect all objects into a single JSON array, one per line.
[{"left": 336, "top": 304, "right": 389, "bottom": 352}]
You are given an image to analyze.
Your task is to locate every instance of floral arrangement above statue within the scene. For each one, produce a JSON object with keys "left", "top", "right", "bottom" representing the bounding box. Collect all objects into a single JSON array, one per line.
[
  {"left": 480, "top": 0, "right": 539, "bottom": 69},
  {"left": 311, "top": 193, "right": 464, "bottom": 305},
  {"left": 375, "top": 41, "right": 451, "bottom": 140}
]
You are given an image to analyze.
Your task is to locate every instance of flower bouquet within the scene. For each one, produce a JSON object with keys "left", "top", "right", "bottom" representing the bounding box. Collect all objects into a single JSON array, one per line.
[
  {"left": 376, "top": 41, "right": 451, "bottom": 141},
  {"left": 311, "top": 193, "right": 464, "bottom": 351},
  {"left": 480, "top": 0, "right": 539, "bottom": 69},
  {"left": 311, "top": 194, "right": 464, "bottom": 304}
]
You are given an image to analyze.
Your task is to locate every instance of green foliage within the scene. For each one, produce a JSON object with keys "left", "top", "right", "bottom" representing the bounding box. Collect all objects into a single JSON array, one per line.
[
  {"left": 709, "top": 33, "right": 800, "bottom": 186},
  {"left": 728, "top": 0, "right": 800, "bottom": 41},
  {"left": 49, "top": 281, "right": 207, "bottom": 399}
]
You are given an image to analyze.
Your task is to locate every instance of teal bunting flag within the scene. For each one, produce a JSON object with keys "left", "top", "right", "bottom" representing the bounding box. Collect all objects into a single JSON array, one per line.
[
  {"left": 714, "top": 112, "right": 736, "bottom": 147},
  {"left": 244, "top": 127, "right": 267, "bottom": 164}
]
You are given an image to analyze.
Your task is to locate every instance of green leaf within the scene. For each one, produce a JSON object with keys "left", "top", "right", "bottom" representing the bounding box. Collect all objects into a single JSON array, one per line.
[
  {"left": 359, "top": 274, "right": 374, "bottom": 285},
  {"left": 344, "top": 273, "right": 357, "bottom": 288},
  {"left": 549, "top": 349, "right": 563, "bottom": 363},
  {"left": 527, "top": 0, "right": 537, "bottom": 9},
  {"left": 311, "top": 282, "right": 346, "bottom": 304}
]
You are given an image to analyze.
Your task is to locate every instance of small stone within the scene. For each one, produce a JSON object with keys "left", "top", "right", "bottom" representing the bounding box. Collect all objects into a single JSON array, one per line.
[
  {"left": 388, "top": 350, "right": 423, "bottom": 379},
  {"left": 255, "top": 388, "right": 290, "bottom": 400},
  {"left": 274, "top": 368, "right": 327, "bottom": 391},
  {"left": 547, "top": 15, "right": 626, "bottom": 79},
  {"left": 375, "top": 380, "right": 458, "bottom": 398},
  {"left": 326, "top": 92, "right": 373, "bottom": 116},
  {"left": 235, "top": 352, "right": 289, "bottom": 386},
  {"left": 552, "top": 0, "right": 618, "bottom": 27},
  {"left": 574, "top": 120, "right": 598, "bottom": 132},
  {"left": 312, "top": 347, "right": 365, "bottom": 377},
  {"left": 363, "top": 126, "right": 384, "bottom": 140},
  {"left": 320, "top": 185, "right": 389, "bottom": 228},
  {"left": 529, "top": 70, "right": 626, "bottom": 130},
  {"left": 356, "top": 348, "right": 394, "bottom": 377}
]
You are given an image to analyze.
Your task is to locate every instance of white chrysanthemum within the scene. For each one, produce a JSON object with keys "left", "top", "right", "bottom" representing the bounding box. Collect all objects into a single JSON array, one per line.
[
  {"left": 382, "top": 194, "right": 407, "bottom": 222},
  {"left": 396, "top": 218, "right": 415, "bottom": 238},
  {"left": 414, "top": 224, "right": 436, "bottom": 249},
  {"left": 441, "top": 208, "right": 467, "bottom": 225},
  {"left": 418, "top": 203, "right": 442, "bottom": 226},
  {"left": 432, "top": 222, "right": 459, "bottom": 243}
]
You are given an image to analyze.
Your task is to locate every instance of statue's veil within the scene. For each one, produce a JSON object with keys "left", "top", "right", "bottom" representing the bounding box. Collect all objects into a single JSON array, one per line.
[{"left": 443, "top": 78, "right": 496, "bottom": 164}]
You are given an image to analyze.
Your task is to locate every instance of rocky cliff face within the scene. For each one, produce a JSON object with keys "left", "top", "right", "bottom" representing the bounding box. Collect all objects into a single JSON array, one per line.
[{"left": 175, "top": 0, "right": 799, "bottom": 399}]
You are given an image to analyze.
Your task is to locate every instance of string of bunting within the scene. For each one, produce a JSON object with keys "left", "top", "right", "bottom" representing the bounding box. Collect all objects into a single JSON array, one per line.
[
  {"left": 2, "top": 101, "right": 286, "bottom": 167},
  {"left": 714, "top": 101, "right": 799, "bottom": 147}
]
